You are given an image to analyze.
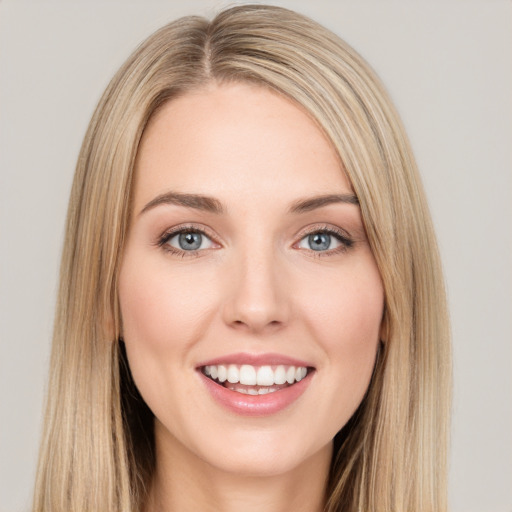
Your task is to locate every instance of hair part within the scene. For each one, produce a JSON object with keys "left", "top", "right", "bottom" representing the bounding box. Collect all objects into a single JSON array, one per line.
[{"left": 33, "top": 5, "right": 451, "bottom": 512}]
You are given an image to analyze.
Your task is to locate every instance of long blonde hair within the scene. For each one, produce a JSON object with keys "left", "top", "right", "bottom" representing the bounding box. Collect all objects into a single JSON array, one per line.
[{"left": 33, "top": 5, "right": 451, "bottom": 511}]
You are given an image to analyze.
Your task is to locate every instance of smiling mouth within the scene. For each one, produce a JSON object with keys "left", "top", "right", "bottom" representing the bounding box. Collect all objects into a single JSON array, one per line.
[{"left": 200, "top": 364, "right": 312, "bottom": 395}]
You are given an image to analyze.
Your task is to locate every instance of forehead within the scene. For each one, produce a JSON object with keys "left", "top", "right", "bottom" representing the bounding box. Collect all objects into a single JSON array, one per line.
[{"left": 133, "top": 82, "right": 352, "bottom": 209}]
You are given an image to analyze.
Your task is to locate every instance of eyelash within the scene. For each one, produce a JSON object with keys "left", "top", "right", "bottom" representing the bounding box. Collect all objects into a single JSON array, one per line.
[
  {"left": 156, "top": 224, "right": 354, "bottom": 258},
  {"left": 156, "top": 224, "right": 217, "bottom": 258},
  {"left": 296, "top": 225, "right": 354, "bottom": 258}
]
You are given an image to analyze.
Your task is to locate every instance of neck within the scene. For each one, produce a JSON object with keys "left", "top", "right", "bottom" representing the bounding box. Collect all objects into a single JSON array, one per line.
[{"left": 144, "top": 431, "right": 332, "bottom": 512}]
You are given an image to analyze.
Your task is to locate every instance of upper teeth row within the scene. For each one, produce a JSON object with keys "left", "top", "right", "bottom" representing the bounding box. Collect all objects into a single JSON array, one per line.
[{"left": 203, "top": 364, "right": 308, "bottom": 386}]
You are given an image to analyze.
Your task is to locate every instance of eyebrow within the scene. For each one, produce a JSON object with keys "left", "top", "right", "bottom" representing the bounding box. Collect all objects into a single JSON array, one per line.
[
  {"left": 139, "top": 192, "right": 224, "bottom": 216},
  {"left": 139, "top": 191, "right": 359, "bottom": 217},
  {"left": 288, "top": 193, "right": 359, "bottom": 213}
]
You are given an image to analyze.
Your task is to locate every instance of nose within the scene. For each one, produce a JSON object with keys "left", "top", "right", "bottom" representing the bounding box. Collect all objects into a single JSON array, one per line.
[{"left": 222, "top": 245, "right": 290, "bottom": 334}]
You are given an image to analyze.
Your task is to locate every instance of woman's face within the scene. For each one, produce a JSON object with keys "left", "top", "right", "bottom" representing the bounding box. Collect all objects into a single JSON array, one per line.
[{"left": 119, "top": 82, "right": 384, "bottom": 477}]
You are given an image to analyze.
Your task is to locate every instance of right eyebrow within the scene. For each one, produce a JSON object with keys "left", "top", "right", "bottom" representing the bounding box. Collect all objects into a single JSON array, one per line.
[
  {"left": 139, "top": 191, "right": 225, "bottom": 216},
  {"left": 288, "top": 193, "right": 359, "bottom": 214}
]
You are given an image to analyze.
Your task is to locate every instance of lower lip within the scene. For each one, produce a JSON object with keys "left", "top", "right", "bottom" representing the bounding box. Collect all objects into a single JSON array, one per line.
[{"left": 199, "top": 371, "right": 313, "bottom": 417}]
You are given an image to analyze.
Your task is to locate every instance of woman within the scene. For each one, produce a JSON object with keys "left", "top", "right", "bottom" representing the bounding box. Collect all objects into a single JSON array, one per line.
[{"left": 33, "top": 5, "right": 451, "bottom": 512}]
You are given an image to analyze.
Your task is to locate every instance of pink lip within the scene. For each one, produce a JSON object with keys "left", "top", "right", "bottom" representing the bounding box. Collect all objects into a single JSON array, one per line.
[
  {"left": 199, "top": 373, "right": 312, "bottom": 416},
  {"left": 197, "top": 353, "right": 315, "bottom": 417},
  {"left": 196, "top": 352, "right": 312, "bottom": 368}
]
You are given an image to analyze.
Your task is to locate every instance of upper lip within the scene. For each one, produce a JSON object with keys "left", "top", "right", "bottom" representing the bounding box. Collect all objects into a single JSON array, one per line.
[{"left": 196, "top": 352, "right": 313, "bottom": 368}]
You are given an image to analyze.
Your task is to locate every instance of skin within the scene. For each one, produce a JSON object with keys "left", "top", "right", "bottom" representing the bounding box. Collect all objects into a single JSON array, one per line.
[{"left": 118, "top": 82, "right": 384, "bottom": 512}]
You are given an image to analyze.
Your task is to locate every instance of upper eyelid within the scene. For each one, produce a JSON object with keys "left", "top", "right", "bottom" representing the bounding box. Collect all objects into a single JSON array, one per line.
[
  {"left": 161, "top": 223, "right": 216, "bottom": 236},
  {"left": 294, "top": 223, "right": 352, "bottom": 241}
]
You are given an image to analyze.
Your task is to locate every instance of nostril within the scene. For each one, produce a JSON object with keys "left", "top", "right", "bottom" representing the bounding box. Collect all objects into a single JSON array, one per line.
[{"left": 230, "top": 318, "right": 284, "bottom": 332}]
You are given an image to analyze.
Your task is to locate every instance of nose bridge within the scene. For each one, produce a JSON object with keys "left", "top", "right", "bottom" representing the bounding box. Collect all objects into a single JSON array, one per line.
[{"left": 223, "top": 233, "right": 289, "bottom": 332}]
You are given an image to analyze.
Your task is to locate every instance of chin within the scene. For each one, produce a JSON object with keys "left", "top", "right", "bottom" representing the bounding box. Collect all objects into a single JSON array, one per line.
[{"left": 192, "top": 429, "right": 333, "bottom": 479}]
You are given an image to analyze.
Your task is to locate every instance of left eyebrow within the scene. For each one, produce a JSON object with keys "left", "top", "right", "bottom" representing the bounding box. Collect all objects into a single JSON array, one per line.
[
  {"left": 139, "top": 191, "right": 225, "bottom": 216},
  {"left": 288, "top": 193, "right": 359, "bottom": 214}
]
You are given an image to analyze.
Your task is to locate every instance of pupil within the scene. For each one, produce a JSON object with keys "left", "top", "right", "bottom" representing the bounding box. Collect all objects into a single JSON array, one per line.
[
  {"left": 179, "top": 232, "right": 201, "bottom": 250},
  {"left": 309, "top": 233, "right": 330, "bottom": 251}
]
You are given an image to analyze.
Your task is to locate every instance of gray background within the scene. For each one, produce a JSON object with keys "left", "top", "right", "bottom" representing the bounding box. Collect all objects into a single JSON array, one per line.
[{"left": 1, "top": 1, "right": 511, "bottom": 511}]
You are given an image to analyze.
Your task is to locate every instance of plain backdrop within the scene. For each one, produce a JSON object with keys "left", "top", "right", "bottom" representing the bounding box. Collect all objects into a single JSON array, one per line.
[{"left": 0, "top": 1, "right": 511, "bottom": 511}]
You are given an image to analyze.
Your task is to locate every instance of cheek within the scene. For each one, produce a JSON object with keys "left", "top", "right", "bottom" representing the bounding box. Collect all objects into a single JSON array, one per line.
[
  {"left": 119, "top": 256, "right": 217, "bottom": 351},
  {"left": 300, "top": 257, "right": 384, "bottom": 404},
  {"left": 305, "top": 260, "right": 383, "bottom": 346},
  {"left": 117, "top": 254, "right": 220, "bottom": 423}
]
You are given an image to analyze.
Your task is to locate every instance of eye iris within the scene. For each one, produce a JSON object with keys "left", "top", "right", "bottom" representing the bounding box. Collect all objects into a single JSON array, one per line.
[
  {"left": 179, "top": 232, "right": 202, "bottom": 250},
  {"left": 309, "top": 233, "right": 331, "bottom": 251}
]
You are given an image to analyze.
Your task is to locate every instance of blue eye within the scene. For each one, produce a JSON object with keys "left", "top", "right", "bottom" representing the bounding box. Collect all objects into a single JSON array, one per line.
[
  {"left": 298, "top": 232, "right": 340, "bottom": 251},
  {"left": 307, "top": 233, "right": 332, "bottom": 251},
  {"left": 297, "top": 229, "right": 351, "bottom": 252},
  {"left": 165, "top": 231, "right": 214, "bottom": 251}
]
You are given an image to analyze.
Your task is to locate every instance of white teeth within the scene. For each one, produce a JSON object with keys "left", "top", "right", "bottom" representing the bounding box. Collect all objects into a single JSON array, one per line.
[
  {"left": 239, "top": 365, "right": 257, "bottom": 385},
  {"left": 225, "top": 384, "right": 281, "bottom": 395},
  {"left": 203, "top": 363, "right": 310, "bottom": 386},
  {"left": 227, "top": 365, "right": 239, "bottom": 383},
  {"left": 217, "top": 365, "right": 227, "bottom": 382},
  {"left": 256, "top": 366, "right": 274, "bottom": 386},
  {"left": 274, "top": 365, "right": 287, "bottom": 385}
]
